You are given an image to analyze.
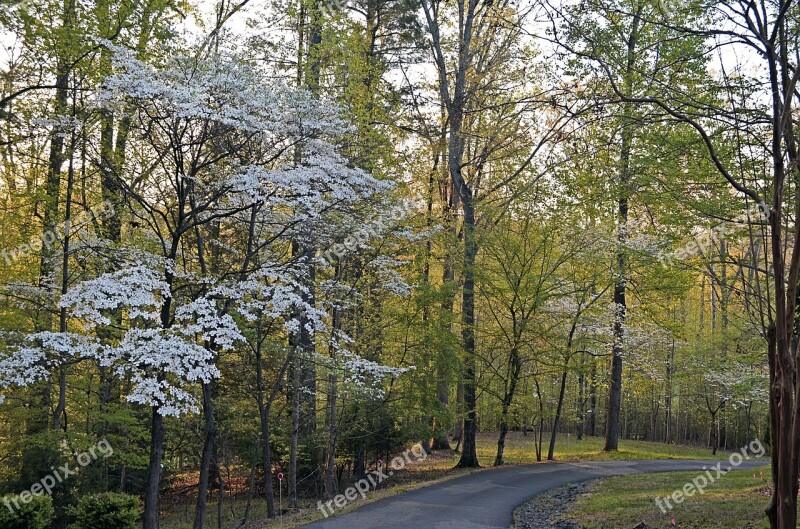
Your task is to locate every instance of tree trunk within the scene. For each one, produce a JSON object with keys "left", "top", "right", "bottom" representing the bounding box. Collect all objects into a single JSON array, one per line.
[
  {"left": 288, "top": 362, "right": 299, "bottom": 509},
  {"left": 664, "top": 339, "right": 674, "bottom": 444},
  {"left": 261, "top": 420, "right": 276, "bottom": 517},
  {"left": 193, "top": 382, "right": 216, "bottom": 529},
  {"left": 534, "top": 376, "right": 545, "bottom": 462},
  {"left": 604, "top": 8, "right": 640, "bottom": 453},
  {"left": 588, "top": 361, "right": 597, "bottom": 437},
  {"left": 548, "top": 368, "right": 568, "bottom": 461},
  {"left": 604, "top": 172, "right": 628, "bottom": 452},
  {"left": 452, "top": 381, "right": 464, "bottom": 445},
  {"left": 576, "top": 354, "right": 585, "bottom": 440},
  {"left": 325, "top": 304, "right": 341, "bottom": 498},
  {"left": 143, "top": 408, "right": 164, "bottom": 529},
  {"left": 325, "top": 372, "right": 338, "bottom": 498},
  {"left": 494, "top": 347, "right": 522, "bottom": 466},
  {"left": 456, "top": 198, "right": 479, "bottom": 468},
  {"left": 433, "top": 159, "right": 456, "bottom": 452},
  {"left": 255, "top": 322, "right": 277, "bottom": 518}
]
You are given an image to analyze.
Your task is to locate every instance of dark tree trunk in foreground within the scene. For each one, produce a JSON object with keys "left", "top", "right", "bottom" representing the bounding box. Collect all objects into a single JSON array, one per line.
[
  {"left": 494, "top": 347, "right": 522, "bottom": 466},
  {"left": 144, "top": 409, "right": 164, "bottom": 529},
  {"left": 193, "top": 382, "right": 217, "bottom": 529},
  {"left": 603, "top": 7, "right": 640, "bottom": 454},
  {"left": 421, "top": 0, "right": 481, "bottom": 468},
  {"left": 548, "top": 369, "right": 568, "bottom": 461},
  {"left": 456, "top": 198, "right": 479, "bottom": 468}
]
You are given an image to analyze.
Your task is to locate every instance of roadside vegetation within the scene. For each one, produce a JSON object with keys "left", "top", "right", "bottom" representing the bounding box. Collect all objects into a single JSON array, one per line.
[{"left": 565, "top": 468, "right": 772, "bottom": 529}]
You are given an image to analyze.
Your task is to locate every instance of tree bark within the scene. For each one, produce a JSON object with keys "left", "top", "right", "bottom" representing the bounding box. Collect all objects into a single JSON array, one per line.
[
  {"left": 143, "top": 408, "right": 164, "bottom": 529},
  {"left": 494, "top": 347, "right": 522, "bottom": 466},
  {"left": 548, "top": 369, "right": 568, "bottom": 461},
  {"left": 603, "top": 7, "right": 640, "bottom": 454},
  {"left": 456, "top": 197, "right": 479, "bottom": 468},
  {"left": 193, "top": 382, "right": 217, "bottom": 529}
]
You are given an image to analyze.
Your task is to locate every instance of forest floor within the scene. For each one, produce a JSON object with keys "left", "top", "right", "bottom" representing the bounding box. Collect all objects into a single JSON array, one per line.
[
  {"left": 159, "top": 432, "right": 740, "bottom": 529},
  {"left": 556, "top": 467, "right": 772, "bottom": 529}
]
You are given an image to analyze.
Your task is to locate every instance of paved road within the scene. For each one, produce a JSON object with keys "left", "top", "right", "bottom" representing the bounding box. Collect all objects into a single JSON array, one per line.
[{"left": 303, "top": 458, "right": 768, "bottom": 529}]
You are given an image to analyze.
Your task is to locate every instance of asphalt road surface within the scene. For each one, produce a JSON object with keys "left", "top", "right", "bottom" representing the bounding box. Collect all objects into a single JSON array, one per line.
[{"left": 303, "top": 458, "right": 768, "bottom": 529}]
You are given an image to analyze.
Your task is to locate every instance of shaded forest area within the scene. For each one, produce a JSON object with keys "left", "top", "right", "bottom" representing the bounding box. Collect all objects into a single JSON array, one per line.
[{"left": 0, "top": 0, "right": 796, "bottom": 527}]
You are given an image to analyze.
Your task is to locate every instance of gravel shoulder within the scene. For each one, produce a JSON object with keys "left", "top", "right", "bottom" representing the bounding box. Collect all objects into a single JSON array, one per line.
[{"left": 513, "top": 482, "right": 589, "bottom": 529}]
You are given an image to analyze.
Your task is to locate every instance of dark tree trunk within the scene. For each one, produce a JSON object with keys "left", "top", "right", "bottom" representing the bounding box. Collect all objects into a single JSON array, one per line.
[
  {"left": 664, "top": 340, "right": 674, "bottom": 444},
  {"left": 494, "top": 347, "right": 522, "bottom": 466},
  {"left": 603, "top": 8, "right": 640, "bottom": 454},
  {"left": 433, "top": 164, "right": 456, "bottom": 452},
  {"left": 576, "top": 354, "right": 585, "bottom": 440},
  {"left": 604, "top": 184, "right": 628, "bottom": 452},
  {"left": 588, "top": 361, "right": 597, "bottom": 437},
  {"left": 193, "top": 382, "right": 216, "bottom": 529},
  {"left": 325, "top": 373, "right": 338, "bottom": 498},
  {"left": 325, "top": 304, "right": 341, "bottom": 498},
  {"left": 456, "top": 199, "right": 479, "bottom": 468},
  {"left": 288, "top": 363, "right": 299, "bottom": 509},
  {"left": 452, "top": 381, "right": 464, "bottom": 445},
  {"left": 143, "top": 409, "right": 164, "bottom": 529},
  {"left": 548, "top": 369, "right": 568, "bottom": 461},
  {"left": 261, "top": 421, "right": 276, "bottom": 517}
]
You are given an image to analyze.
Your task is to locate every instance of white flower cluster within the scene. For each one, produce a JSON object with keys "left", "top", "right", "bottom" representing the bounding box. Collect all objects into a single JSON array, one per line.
[{"left": 59, "top": 265, "right": 170, "bottom": 326}]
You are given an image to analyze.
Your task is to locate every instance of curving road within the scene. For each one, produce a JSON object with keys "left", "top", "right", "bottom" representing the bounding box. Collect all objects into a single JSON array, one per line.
[{"left": 302, "top": 459, "right": 768, "bottom": 529}]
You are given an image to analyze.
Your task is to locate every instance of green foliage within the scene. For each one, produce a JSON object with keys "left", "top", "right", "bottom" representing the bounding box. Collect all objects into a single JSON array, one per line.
[
  {"left": 68, "top": 493, "right": 141, "bottom": 529},
  {"left": 0, "top": 494, "right": 55, "bottom": 529}
]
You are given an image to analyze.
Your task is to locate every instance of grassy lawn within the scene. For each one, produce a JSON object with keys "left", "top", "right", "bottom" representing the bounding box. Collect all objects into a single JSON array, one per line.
[
  {"left": 564, "top": 467, "right": 773, "bottom": 529},
  {"left": 159, "top": 432, "right": 730, "bottom": 529},
  {"left": 470, "top": 431, "right": 729, "bottom": 465}
]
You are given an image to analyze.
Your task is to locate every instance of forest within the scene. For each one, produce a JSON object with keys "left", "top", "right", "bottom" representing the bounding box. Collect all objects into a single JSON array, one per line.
[{"left": 0, "top": 0, "right": 796, "bottom": 527}]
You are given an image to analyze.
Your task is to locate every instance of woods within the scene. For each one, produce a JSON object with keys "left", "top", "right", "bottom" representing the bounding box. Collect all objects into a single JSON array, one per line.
[{"left": 0, "top": 0, "right": 794, "bottom": 527}]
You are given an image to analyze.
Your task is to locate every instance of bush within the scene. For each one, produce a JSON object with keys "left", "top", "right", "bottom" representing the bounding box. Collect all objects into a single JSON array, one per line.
[
  {"left": 0, "top": 494, "right": 55, "bottom": 529},
  {"left": 69, "top": 492, "right": 140, "bottom": 529}
]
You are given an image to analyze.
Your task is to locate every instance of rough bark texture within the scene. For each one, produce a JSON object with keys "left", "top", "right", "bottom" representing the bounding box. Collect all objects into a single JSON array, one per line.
[
  {"left": 548, "top": 370, "right": 568, "bottom": 461},
  {"left": 143, "top": 408, "right": 164, "bottom": 529},
  {"left": 193, "top": 382, "right": 217, "bottom": 529},
  {"left": 494, "top": 347, "right": 522, "bottom": 466}
]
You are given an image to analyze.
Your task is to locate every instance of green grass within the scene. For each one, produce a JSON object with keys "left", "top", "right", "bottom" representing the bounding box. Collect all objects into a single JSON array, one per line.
[
  {"left": 469, "top": 431, "right": 731, "bottom": 466},
  {"left": 565, "top": 466, "right": 772, "bottom": 529}
]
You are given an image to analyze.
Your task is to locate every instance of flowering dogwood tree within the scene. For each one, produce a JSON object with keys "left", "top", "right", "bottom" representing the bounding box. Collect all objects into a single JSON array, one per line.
[{"left": 0, "top": 45, "right": 410, "bottom": 528}]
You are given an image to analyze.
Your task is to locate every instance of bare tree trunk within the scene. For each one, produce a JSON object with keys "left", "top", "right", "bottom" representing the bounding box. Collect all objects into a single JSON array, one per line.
[
  {"left": 588, "top": 361, "right": 597, "bottom": 437},
  {"left": 452, "top": 381, "right": 464, "bottom": 445},
  {"left": 431, "top": 119, "right": 453, "bottom": 452},
  {"left": 664, "top": 339, "right": 674, "bottom": 444},
  {"left": 325, "top": 305, "right": 341, "bottom": 498},
  {"left": 456, "top": 198, "right": 479, "bottom": 468},
  {"left": 534, "top": 377, "right": 544, "bottom": 462},
  {"left": 325, "top": 373, "right": 338, "bottom": 498},
  {"left": 193, "top": 382, "right": 216, "bottom": 529},
  {"left": 143, "top": 408, "right": 164, "bottom": 529},
  {"left": 494, "top": 347, "right": 522, "bottom": 466},
  {"left": 576, "top": 354, "right": 585, "bottom": 440},
  {"left": 288, "top": 362, "right": 299, "bottom": 509},
  {"left": 604, "top": 8, "right": 640, "bottom": 453},
  {"left": 548, "top": 369, "right": 568, "bottom": 461}
]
